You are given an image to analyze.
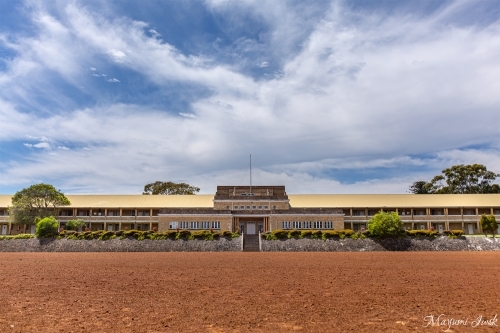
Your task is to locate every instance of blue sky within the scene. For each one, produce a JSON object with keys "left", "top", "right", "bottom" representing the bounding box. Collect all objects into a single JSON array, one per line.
[{"left": 0, "top": 0, "right": 499, "bottom": 194}]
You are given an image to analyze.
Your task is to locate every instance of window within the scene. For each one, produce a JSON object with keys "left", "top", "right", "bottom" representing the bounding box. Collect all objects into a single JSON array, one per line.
[
  {"left": 59, "top": 209, "right": 72, "bottom": 216},
  {"left": 226, "top": 206, "right": 229, "bottom": 209},
  {"left": 325, "top": 221, "right": 333, "bottom": 229},
  {"left": 234, "top": 206, "right": 238, "bottom": 210},
  {"left": 201, "top": 221, "right": 210, "bottom": 229},
  {"left": 293, "top": 221, "right": 301, "bottom": 229},
  {"left": 211, "top": 221, "right": 220, "bottom": 229},
  {"left": 169, "top": 222, "right": 178, "bottom": 229},
  {"left": 137, "top": 210, "right": 150, "bottom": 216},
  {"left": 258, "top": 206, "right": 262, "bottom": 210},
  {"left": 107, "top": 210, "right": 119, "bottom": 216},
  {"left": 246, "top": 206, "right": 250, "bottom": 210},
  {"left": 190, "top": 221, "right": 200, "bottom": 229},
  {"left": 273, "top": 206, "right": 276, "bottom": 210},
  {"left": 264, "top": 206, "right": 269, "bottom": 210},
  {"left": 180, "top": 222, "right": 189, "bottom": 229},
  {"left": 282, "top": 221, "right": 291, "bottom": 229},
  {"left": 77, "top": 210, "right": 89, "bottom": 216},
  {"left": 313, "top": 221, "right": 323, "bottom": 229},
  {"left": 304, "top": 221, "right": 312, "bottom": 229},
  {"left": 252, "top": 206, "right": 256, "bottom": 209}
]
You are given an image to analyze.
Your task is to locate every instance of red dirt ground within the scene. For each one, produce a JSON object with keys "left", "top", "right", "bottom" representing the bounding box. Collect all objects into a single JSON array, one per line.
[{"left": 0, "top": 252, "right": 499, "bottom": 332}]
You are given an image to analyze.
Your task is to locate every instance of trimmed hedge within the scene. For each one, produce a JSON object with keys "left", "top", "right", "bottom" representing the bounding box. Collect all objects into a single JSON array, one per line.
[
  {"left": 261, "top": 229, "right": 358, "bottom": 241},
  {"left": 56, "top": 229, "right": 240, "bottom": 241},
  {"left": 405, "top": 230, "right": 438, "bottom": 238},
  {"left": 0, "top": 234, "right": 35, "bottom": 240},
  {"left": 443, "top": 230, "right": 465, "bottom": 238},
  {"left": 261, "top": 229, "right": 466, "bottom": 240}
]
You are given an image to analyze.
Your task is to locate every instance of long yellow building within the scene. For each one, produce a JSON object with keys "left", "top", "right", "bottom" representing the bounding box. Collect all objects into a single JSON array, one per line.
[{"left": 0, "top": 185, "right": 499, "bottom": 235}]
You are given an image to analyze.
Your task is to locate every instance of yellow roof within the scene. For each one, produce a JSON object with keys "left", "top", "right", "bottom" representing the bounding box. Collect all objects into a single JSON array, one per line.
[
  {"left": 0, "top": 193, "right": 499, "bottom": 208},
  {"left": 288, "top": 194, "right": 500, "bottom": 208},
  {"left": 0, "top": 194, "right": 214, "bottom": 208}
]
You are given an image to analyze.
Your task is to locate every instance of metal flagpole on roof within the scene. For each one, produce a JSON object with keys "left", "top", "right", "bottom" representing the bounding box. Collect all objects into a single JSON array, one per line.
[{"left": 250, "top": 154, "right": 252, "bottom": 195}]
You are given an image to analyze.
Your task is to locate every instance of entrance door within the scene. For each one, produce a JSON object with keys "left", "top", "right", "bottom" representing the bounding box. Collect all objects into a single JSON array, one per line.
[
  {"left": 247, "top": 222, "right": 256, "bottom": 235},
  {"left": 438, "top": 224, "right": 443, "bottom": 233},
  {"left": 468, "top": 224, "right": 474, "bottom": 235},
  {"left": 1, "top": 225, "right": 6, "bottom": 235},
  {"left": 108, "top": 224, "right": 113, "bottom": 231}
]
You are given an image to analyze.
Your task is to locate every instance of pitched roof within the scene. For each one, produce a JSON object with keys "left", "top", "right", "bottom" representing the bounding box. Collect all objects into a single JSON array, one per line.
[{"left": 0, "top": 193, "right": 499, "bottom": 209}]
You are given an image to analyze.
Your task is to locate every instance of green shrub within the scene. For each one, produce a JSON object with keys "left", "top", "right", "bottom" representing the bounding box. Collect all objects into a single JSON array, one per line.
[
  {"left": 271, "top": 230, "right": 288, "bottom": 239},
  {"left": 35, "top": 216, "right": 59, "bottom": 238},
  {"left": 64, "top": 219, "right": 86, "bottom": 231},
  {"left": 289, "top": 229, "right": 302, "bottom": 239},
  {"left": 406, "top": 230, "right": 438, "bottom": 238},
  {"left": 367, "top": 211, "right": 403, "bottom": 238},
  {"left": 176, "top": 230, "right": 191, "bottom": 240},
  {"left": 0, "top": 234, "right": 35, "bottom": 240},
  {"left": 301, "top": 230, "right": 314, "bottom": 239},
  {"left": 98, "top": 231, "right": 116, "bottom": 240},
  {"left": 310, "top": 230, "right": 322, "bottom": 239},
  {"left": 323, "top": 230, "right": 340, "bottom": 239},
  {"left": 193, "top": 230, "right": 214, "bottom": 240},
  {"left": 350, "top": 232, "right": 366, "bottom": 240},
  {"left": 480, "top": 214, "right": 498, "bottom": 237},
  {"left": 14, "top": 234, "right": 36, "bottom": 239},
  {"left": 443, "top": 230, "right": 464, "bottom": 238}
]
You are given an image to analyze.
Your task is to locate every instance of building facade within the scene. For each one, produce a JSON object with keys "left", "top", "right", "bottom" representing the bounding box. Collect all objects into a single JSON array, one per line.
[{"left": 1, "top": 185, "right": 499, "bottom": 235}]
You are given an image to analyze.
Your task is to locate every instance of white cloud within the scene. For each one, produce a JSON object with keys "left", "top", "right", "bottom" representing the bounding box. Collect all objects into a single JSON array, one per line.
[
  {"left": 0, "top": 1, "right": 499, "bottom": 193},
  {"left": 90, "top": 67, "right": 96, "bottom": 71},
  {"left": 58, "top": 145, "right": 70, "bottom": 150},
  {"left": 106, "top": 49, "right": 127, "bottom": 63},
  {"left": 149, "top": 29, "right": 161, "bottom": 38},
  {"left": 179, "top": 112, "right": 196, "bottom": 118},
  {"left": 257, "top": 61, "right": 269, "bottom": 68}
]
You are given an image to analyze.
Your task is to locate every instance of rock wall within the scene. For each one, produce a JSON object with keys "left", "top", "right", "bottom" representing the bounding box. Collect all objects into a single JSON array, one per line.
[
  {"left": 0, "top": 237, "right": 242, "bottom": 252},
  {"left": 1, "top": 236, "right": 499, "bottom": 252},
  {"left": 261, "top": 236, "right": 500, "bottom": 252}
]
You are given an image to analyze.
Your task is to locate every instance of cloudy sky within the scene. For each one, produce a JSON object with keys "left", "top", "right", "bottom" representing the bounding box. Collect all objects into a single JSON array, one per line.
[{"left": 0, "top": 0, "right": 499, "bottom": 194}]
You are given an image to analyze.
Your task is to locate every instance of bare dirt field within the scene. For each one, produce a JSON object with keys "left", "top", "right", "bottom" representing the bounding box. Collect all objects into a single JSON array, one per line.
[{"left": 0, "top": 252, "right": 499, "bottom": 333}]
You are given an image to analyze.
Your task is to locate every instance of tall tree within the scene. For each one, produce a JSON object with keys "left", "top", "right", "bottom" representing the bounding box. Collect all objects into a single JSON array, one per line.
[
  {"left": 409, "top": 181, "right": 431, "bottom": 194},
  {"left": 142, "top": 181, "right": 200, "bottom": 195},
  {"left": 410, "top": 164, "right": 500, "bottom": 194},
  {"left": 479, "top": 214, "right": 498, "bottom": 238},
  {"left": 9, "top": 183, "right": 71, "bottom": 224}
]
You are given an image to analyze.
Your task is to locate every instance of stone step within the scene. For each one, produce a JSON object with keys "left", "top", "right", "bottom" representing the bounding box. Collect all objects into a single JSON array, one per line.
[{"left": 243, "top": 234, "right": 260, "bottom": 252}]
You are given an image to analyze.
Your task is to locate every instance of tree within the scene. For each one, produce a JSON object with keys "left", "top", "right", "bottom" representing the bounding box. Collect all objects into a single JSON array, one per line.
[
  {"left": 409, "top": 181, "right": 431, "bottom": 194},
  {"left": 35, "top": 216, "right": 59, "bottom": 238},
  {"left": 142, "top": 181, "right": 200, "bottom": 195},
  {"left": 367, "top": 211, "right": 403, "bottom": 237},
  {"left": 65, "top": 219, "right": 86, "bottom": 231},
  {"left": 8, "top": 183, "right": 71, "bottom": 224},
  {"left": 480, "top": 214, "right": 498, "bottom": 238},
  {"left": 410, "top": 164, "right": 500, "bottom": 194}
]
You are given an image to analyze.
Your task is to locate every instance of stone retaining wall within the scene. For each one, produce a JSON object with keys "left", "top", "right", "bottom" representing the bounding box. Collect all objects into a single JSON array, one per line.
[
  {"left": 1, "top": 236, "right": 499, "bottom": 252},
  {"left": 0, "top": 237, "right": 242, "bottom": 252},
  {"left": 261, "top": 236, "right": 500, "bottom": 252}
]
